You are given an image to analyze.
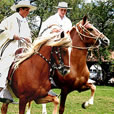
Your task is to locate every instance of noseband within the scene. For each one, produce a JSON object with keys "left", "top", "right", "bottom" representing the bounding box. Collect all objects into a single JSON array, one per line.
[
  {"left": 72, "top": 22, "right": 103, "bottom": 50},
  {"left": 76, "top": 22, "right": 102, "bottom": 41}
]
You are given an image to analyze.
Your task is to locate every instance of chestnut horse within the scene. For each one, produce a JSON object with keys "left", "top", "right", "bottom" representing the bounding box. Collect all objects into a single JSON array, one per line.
[
  {"left": 1, "top": 16, "right": 109, "bottom": 114},
  {"left": 53, "top": 16, "right": 109, "bottom": 114},
  {"left": 0, "top": 32, "right": 71, "bottom": 114},
  {"left": 40, "top": 16, "right": 110, "bottom": 114}
]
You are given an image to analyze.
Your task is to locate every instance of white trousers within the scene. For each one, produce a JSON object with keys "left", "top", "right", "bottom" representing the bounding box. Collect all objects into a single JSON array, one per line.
[{"left": 0, "top": 41, "right": 18, "bottom": 88}]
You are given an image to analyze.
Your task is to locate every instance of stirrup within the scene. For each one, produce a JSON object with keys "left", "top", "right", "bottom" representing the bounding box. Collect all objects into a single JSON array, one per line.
[
  {"left": 0, "top": 87, "right": 13, "bottom": 103},
  {"left": 0, "top": 98, "right": 13, "bottom": 103}
]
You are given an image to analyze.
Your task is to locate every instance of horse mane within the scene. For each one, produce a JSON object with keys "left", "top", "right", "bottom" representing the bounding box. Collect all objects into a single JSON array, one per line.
[
  {"left": 13, "top": 30, "right": 72, "bottom": 69},
  {"left": 13, "top": 35, "right": 58, "bottom": 69}
]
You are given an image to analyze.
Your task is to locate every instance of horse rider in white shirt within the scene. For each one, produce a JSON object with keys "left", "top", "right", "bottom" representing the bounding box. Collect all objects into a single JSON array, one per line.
[
  {"left": 39, "top": 1, "right": 72, "bottom": 89},
  {"left": 0, "top": 0, "right": 37, "bottom": 103},
  {"left": 39, "top": 1, "right": 72, "bottom": 36}
]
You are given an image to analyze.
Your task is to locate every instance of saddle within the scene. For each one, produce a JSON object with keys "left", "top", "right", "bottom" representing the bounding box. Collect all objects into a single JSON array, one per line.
[{"left": 7, "top": 48, "right": 25, "bottom": 85}]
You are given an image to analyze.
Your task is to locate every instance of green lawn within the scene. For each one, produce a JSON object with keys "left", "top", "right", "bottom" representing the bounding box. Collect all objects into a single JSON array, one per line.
[{"left": 0, "top": 86, "right": 114, "bottom": 114}]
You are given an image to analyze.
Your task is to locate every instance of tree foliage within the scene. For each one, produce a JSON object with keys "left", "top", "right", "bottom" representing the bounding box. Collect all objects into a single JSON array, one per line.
[
  {"left": 0, "top": 0, "right": 113, "bottom": 60},
  {"left": 0, "top": 0, "right": 14, "bottom": 22},
  {"left": 34, "top": 0, "right": 83, "bottom": 23},
  {"left": 88, "top": 0, "right": 114, "bottom": 50},
  {"left": 87, "top": 0, "right": 114, "bottom": 61}
]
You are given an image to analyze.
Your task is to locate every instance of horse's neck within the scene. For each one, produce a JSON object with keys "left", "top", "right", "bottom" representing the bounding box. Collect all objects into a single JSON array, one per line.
[
  {"left": 70, "top": 32, "right": 88, "bottom": 69},
  {"left": 71, "top": 49, "right": 87, "bottom": 64},
  {"left": 39, "top": 46, "right": 52, "bottom": 60}
]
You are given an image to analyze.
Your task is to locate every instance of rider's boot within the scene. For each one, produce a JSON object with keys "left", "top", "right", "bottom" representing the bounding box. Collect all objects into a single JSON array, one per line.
[
  {"left": 0, "top": 87, "right": 13, "bottom": 103},
  {"left": 48, "top": 90, "right": 58, "bottom": 97}
]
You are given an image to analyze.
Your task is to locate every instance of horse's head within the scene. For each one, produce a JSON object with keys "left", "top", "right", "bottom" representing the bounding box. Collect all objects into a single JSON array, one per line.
[{"left": 74, "top": 16, "right": 110, "bottom": 48}]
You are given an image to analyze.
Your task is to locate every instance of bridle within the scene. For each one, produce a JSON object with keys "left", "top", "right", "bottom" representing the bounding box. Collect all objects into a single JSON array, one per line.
[
  {"left": 71, "top": 21, "right": 103, "bottom": 50},
  {"left": 36, "top": 47, "right": 69, "bottom": 76}
]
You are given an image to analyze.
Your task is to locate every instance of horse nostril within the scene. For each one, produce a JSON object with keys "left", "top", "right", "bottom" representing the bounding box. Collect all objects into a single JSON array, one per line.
[
  {"left": 101, "top": 37, "right": 110, "bottom": 47},
  {"left": 103, "top": 38, "right": 110, "bottom": 45},
  {"left": 105, "top": 39, "right": 109, "bottom": 43},
  {"left": 61, "top": 31, "right": 64, "bottom": 38}
]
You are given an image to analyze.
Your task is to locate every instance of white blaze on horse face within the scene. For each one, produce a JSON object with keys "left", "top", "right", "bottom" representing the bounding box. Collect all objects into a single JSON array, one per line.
[
  {"left": 87, "top": 23, "right": 110, "bottom": 46},
  {"left": 84, "top": 22, "right": 100, "bottom": 36},
  {"left": 84, "top": 22, "right": 110, "bottom": 46},
  {"left": 85, "top": 23, "right": 97, "bottom": 35}
]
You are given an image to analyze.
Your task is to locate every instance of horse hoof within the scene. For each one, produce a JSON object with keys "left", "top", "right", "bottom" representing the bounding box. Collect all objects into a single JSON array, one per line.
[{"left": 82, "top": 102, "right": 86, "bottom": 109}]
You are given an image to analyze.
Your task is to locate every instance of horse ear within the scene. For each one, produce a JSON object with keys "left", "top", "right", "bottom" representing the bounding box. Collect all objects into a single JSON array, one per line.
[{"left": 82, "top": 15, "right": 88, "bottom": 25}]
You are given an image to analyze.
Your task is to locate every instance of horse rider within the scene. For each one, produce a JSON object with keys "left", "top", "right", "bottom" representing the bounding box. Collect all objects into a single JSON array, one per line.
[
  {"left": 39, "top": 1, "right": 72, "bottom": 36},
  {"left": 0, "top": 0, "right": 37, "bottom": 103},
  {"left": 39, "top": 2, "right": 72, "bottom": 89}
]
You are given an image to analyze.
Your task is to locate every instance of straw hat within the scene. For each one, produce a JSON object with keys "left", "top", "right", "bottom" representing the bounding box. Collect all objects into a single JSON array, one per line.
[
  {"left": 54, "top": 2, "right": 72, "bottom": 9},
  {"left": 11, "top": 1, "right": 37, "bottom": 11}
]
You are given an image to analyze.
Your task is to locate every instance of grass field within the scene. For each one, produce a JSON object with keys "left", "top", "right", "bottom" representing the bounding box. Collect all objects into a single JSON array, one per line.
[{"left": 0, "top": 86, "right": 114, "bottom": 114}]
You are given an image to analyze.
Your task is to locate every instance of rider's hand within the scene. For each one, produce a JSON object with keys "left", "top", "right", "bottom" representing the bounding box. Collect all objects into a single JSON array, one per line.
[
  {"left": 51, "top": 28, "right": 61, "bottom": 33},
  {"left": 13, "top": 35, "right": 21, "bottom": 40},
  {"left": 23, "top": 38, "right": 31, "bottom": 43}
]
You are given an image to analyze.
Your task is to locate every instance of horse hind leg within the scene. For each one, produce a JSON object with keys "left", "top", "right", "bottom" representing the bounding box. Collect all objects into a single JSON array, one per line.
[
  {"left": 26, "top": 101, "right": 47, "bottom": 114},
  {"left": 35, "top": 95, "right": 59, "bottom": 114},
  {"left": 1, "top": 103, "right": 9, "bottom": 114},
  {"left": 81, "top": 83, "right": 96, "bottom": 109}
]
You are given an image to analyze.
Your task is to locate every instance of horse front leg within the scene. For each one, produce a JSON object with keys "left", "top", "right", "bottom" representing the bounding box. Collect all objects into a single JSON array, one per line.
[
  {"left": 82, "top": 83, "right": 96, "bottom": 108},
  {"left": 52, "top": 96, "right": 59, "bottom": 114},
  {"left": 19, "top": 98, "right": 27, "bottom": 114},
  {"left": 1, "top": 103, "right": 9, "bottom": 114},
  {"left": 59, "top": 90, "right": 68, "bottom": 114}
]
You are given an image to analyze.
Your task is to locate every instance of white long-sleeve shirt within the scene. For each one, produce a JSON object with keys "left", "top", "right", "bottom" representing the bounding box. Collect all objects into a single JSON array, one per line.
[
  {"left": 0, "top": 12, "right": 32, "bottom": 88},
  {"left": 39, "top": 13, "right": 72, "bottom": 35},
  {"left": 0, "top": 12, "right": 31, "bottom": 48}
]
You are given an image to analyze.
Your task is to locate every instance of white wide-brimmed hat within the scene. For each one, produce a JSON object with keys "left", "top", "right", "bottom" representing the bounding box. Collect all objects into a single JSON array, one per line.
[
  {"left": 54, "top": 2, "right": 72, "bottom": 9},
  {"left": 11, "top": 1, "right": 37, "bottom": 11}
]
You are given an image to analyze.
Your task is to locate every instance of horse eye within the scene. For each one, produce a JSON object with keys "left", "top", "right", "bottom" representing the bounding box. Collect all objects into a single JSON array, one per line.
[{"left": 87, "top": 28, "right": 93, "bottom": 31}]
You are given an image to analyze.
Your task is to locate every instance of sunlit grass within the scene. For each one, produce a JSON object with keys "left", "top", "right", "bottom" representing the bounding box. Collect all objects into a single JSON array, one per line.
[{"left": 0, "top": 86, "right": 114, "bottom": 114}]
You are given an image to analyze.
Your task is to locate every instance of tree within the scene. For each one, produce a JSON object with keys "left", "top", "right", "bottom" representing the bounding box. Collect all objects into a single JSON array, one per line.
[
  {"left": 86, "top": 0, "right": 114, "bottom": 62},
  {"left": 88, "top": 0, "right": 114, "bottom": 50},
  {"left": 29, "top": 0, "right": 83, "bottom": 37},
  {"left": 0, "top": 0, "right": 14, "bottom": 22},
  {"left": 0, "top": 0, "right": 113, "bottom": 52}
]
